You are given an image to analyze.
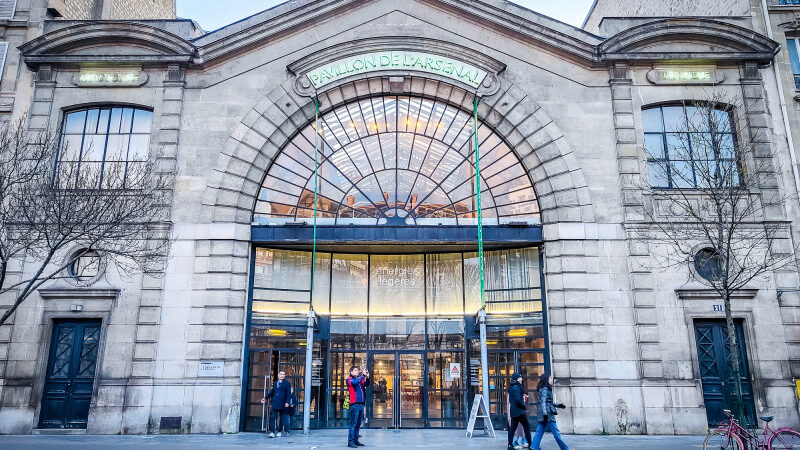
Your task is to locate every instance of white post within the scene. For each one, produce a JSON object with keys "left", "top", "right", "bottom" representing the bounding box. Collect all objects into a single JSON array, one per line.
[
  {"left": 303, "top": 310, "right": 314, "bottom": 434},
  {"left": 478, "top": 309, "right": 491, "bottom": 417}
]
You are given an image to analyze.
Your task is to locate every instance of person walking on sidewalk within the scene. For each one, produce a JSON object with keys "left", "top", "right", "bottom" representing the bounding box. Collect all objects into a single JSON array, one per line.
[
  {"left": 346, "top": 365, "right": 370, "bottom": 448},
  {"left": 261, "top": 369, "right": 291, "bottom": 438},
  {"left": 531, "top": 373, "right": 568, "bottom": 450},
  {"left": 507, "top": 372, "right": 532, "bottom": 450},
  {"left": 507, "top": 391, "right": 530, "bottom": 448}
]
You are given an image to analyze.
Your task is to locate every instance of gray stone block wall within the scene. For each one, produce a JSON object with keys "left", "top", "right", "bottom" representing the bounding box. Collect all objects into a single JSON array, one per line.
[
  {"left": 583, "top": 0, "right": 751, "bottom": 33},
  {"left": 62, "top": 0, "right": 175, "bottom": 20}
]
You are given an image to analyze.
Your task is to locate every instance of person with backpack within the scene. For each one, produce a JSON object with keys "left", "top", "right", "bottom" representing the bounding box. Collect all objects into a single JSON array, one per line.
[
  {"left": 507, "top": 372, "right": 532, "bottom": 450},
  {"left": 345, "top": 365, "right": 370, "bottom": 448},
  {"left": 261, "top": 369, "right": 291, "bottom": 438},
  {"left": 531, "top": 373, "right": 568, "bottom": 450}
]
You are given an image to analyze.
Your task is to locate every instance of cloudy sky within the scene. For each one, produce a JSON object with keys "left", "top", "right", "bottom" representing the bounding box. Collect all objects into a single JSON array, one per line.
[{"left": 176, "top": 0, "right": 595, "bottom": 32}]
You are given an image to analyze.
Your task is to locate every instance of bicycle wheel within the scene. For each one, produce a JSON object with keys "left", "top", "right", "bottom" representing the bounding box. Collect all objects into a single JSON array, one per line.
[
  {"left": 704, "top": 429, "right": 742, "bottom": 450},
  {"left": 769, "top": 429, "right": 800, "bottom": 449}
]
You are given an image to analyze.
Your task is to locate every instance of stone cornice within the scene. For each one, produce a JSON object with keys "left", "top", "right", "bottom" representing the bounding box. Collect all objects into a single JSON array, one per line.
[
  {"left": 17, "top": 4, "right": 780, "bottom": 72},
  {"left": 19, "top": 21, "right": 196, "bottom": 69},
  {"left": 599, "top": 18, "right": 779, "bottom": 63},
  {"left": 38, "top": 288, "right": 120, "bottom": 300},
  {"left": 675, "top": 288, "right": 758, "bottom": 301}
]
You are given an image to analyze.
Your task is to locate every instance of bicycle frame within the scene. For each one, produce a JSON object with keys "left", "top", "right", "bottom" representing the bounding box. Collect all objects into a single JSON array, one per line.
[{"left": 715, "top": 409, "right": 799, "bottom": 450}]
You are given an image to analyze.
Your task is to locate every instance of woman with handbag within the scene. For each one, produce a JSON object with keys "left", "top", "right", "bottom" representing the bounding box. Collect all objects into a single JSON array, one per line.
[{"left": 531, "top": 373, "right": 568, "bottom": 450}]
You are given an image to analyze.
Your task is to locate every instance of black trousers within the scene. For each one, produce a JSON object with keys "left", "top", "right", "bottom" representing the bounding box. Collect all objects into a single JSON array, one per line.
[{"left": 508, "top": 414, "right": 532, "bottom": 447}]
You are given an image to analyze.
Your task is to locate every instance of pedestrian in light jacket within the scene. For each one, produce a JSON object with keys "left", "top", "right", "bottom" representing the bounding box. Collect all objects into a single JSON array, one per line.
[
  {"left": 261, "top": 369, "right": 291, "bottom": 438},
  {"left": 531, "top": 373, "right": 568, "bottom": 450},
  {"left": 346, "top": 365, "right": 370, "bottom": 448},
  {"left": 507, "top": 372, "right": 532, "bottom": 450}
]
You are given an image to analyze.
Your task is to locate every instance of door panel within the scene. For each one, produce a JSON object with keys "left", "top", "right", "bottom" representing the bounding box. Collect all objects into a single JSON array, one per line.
[
  {"left": 39, "top": 320, "right": 101, "bottom": 429},
  {"left": 399, "top": 354, "right": 424, "bottom": 427},
  {"left": 694, "top": 319, "right": 756, "bottom": 427},
  {"left": 244, "top": 350, "right": 306, "bottom": 432},
  {"left": 370, "top": 354, "right": 395, "bottom": 428},
  {"left": 368, "top": 352, "right": 425, "bottom": 428}
]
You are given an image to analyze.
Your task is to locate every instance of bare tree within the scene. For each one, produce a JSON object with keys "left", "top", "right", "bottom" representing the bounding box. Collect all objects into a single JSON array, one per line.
[
  {"left": 637, "top": 93, "right": 798, "bottom": 426},
  {"left": 0, "top": 116, "right": 173, "bottom": 326}
]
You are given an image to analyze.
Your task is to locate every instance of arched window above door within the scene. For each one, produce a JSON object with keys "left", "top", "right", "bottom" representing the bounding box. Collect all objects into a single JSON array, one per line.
[{"left": 254, "top": 96, "right": 539, "bottom": 226}]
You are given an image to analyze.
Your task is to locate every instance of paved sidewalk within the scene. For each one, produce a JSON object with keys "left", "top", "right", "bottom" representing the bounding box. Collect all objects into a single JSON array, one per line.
[{"left": 0, "top": 429, "right": 708, "bottom": 449}]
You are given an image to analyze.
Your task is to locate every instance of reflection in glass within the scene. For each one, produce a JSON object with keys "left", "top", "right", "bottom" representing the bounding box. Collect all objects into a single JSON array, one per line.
[
  {"left": 254, "top": 96, "right": 539, "bottom": 225},
  {"left": 427, "top": 319, "right": 465, "bottom": 350},
  {"left": 369, "top": 317, "right": 425, "bottom": 349},
  {"left": 253, "top": 249, "right": 318, "bottom": 314},
  {"left": 330, "top": 318, "right": 367, "bottom": 350},
  {"left": 426, "top": 254, "right": 464, "bottom": 315},
  {"left": 252, "top": 247, "right": 544, "bottom": 316},
  {"left": 369, "top": 254, "right": 424, "bottom": 315},
  {"left": 485, "top": 248, "right": 542, "bottom": 314},
  {"left": 330, "top": 254, "right": 368, "bottom": 315},
  {"left": 427, "top": 352, "right": 465, "bottom": 427},
  {"left": 328, "top": 351, "right": 366, "bottom": 427}
]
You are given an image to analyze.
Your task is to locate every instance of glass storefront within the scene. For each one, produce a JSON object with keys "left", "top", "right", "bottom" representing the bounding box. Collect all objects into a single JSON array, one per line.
[{"left": 243, "top": 247, "right": 547, "bottom": 430}]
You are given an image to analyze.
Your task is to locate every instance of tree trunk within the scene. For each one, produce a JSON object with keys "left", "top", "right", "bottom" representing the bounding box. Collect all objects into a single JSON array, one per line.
[{"left": 724, "top": 289, "right": 748, "bottom": 427}]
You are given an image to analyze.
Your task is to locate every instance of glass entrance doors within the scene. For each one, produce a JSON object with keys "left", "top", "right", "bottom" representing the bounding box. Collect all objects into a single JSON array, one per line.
[
  {"left": 243, "top": 349, "right": 305, "bottom": 432},
  {"left": 368, "top": 352, "right": 424, "bottom": 428}
]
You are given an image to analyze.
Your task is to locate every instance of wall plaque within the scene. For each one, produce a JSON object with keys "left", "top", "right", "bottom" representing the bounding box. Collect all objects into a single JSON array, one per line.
[
  {"left": 198, "top": 361, "right": 223, "bottom": 377},
  {"left": 646, "top": 68, "right": 723, "bottom": 85},
  {"left": 73, "top": 68, "right": 148, "bottom": 87}
]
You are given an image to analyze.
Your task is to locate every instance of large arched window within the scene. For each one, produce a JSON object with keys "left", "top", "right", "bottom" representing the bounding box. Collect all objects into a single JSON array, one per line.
[
  {"left": 254, "top": 96, "right": 539, "bottom": 225},
  {"left": 56, "top": 106, "right": 152, "bottom": 189}
]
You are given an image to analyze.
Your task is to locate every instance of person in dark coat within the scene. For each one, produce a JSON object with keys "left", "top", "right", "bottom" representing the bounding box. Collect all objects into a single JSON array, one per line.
[
  {"left": 507, "top": 372, "right": 532, "bottom": 450},
  {"left": 531, "top": 373, "right": 568, "bottom": 450},
  {"left": 261, "top": 369, "right": 291, "bottom": 438}
]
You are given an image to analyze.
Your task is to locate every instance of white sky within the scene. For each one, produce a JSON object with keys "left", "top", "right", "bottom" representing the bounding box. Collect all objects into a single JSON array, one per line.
[{"left": 176, "top": 0, "right": 595, "bottom": 32}]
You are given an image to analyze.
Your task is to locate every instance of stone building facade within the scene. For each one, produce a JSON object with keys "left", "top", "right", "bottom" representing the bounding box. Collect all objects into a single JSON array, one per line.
[
  {"left": 0, "top": 0, "right": 798, "bottom": 437},
  {"left": 63, "top": 0, "right": 176, "bottom": 20}
]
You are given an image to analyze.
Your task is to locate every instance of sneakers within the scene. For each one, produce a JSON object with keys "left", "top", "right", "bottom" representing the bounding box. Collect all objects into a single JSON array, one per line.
[
  {"left": 348, "top": 444, "right": 359, "bottom": 448},
  {"left": 276, "top": 432, "right": 282, "bottom": 437},
  {"left": 356, "top": 443, "right": 366, "bottom": 447},
  {"left": 268, "top": 432, "right": 275, "bottom": 438}
]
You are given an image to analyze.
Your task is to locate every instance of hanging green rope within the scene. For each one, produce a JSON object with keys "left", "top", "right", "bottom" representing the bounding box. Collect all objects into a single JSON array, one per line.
[
  {"left": 474, "top": 96, "right": 485, "bottom": 311},
  {"left": 310, "top": 97, "right": 320, "bottom": 309}
]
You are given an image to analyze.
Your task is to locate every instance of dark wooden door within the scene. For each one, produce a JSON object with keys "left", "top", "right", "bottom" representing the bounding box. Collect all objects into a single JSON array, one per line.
[
  {"left": 39, "top": 320, "right": 101, "bottom": 429},
  {"left": 694, "top": 319, "right": 756, "bottom": 427}
]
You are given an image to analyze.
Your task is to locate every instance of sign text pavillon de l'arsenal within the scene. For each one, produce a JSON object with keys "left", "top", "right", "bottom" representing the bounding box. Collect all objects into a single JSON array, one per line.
[{"left": 305, "top": 50, "right": 488, "bottom": 89}]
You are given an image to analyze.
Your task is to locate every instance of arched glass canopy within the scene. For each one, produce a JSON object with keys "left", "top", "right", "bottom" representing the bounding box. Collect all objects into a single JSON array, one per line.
[{"left": 254, "top": 96, "right": 539, "bottom": 226}]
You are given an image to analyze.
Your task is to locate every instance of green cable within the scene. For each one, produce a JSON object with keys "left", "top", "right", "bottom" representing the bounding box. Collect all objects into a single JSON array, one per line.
[
  {"left": 310, "top": 97, "right": 320, "bottom": 308},
  {"left": 474, "top": 96, "right": 485, "bottom": 311}
]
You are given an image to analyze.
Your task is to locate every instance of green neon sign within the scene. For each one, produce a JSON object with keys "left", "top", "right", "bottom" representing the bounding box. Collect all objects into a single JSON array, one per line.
[{"left": 306, "top": 51, "right": 487, "bottom": 89}]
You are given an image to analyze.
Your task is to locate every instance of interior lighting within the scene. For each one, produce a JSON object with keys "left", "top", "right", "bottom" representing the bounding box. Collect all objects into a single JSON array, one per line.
[
  {"left": 508, "top": 328, "right": 528, "bottom": 337},
  {"left": 267, "top": 329, "right": 287, "bottom": 336}
]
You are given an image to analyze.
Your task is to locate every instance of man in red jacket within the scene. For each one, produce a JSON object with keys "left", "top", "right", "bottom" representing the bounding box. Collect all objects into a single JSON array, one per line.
[{"left": 346, "top": 366, "right": 370, "bottom": 448}]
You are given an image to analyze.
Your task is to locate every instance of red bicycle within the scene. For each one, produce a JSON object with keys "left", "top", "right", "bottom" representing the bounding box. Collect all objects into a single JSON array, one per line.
[{"left": 703, "top": 410, "right": 800, "bottom": 449}]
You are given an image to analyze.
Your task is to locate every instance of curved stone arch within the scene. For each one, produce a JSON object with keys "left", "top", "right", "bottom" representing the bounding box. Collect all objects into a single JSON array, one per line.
[{"left": 205, "top": 75, "right": 595, "bottom": 228}]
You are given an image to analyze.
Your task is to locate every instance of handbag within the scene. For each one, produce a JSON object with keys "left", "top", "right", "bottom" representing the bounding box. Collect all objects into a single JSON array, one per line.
[{"left": 343, "top": 396, "right": 350, "bottom": 410}]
